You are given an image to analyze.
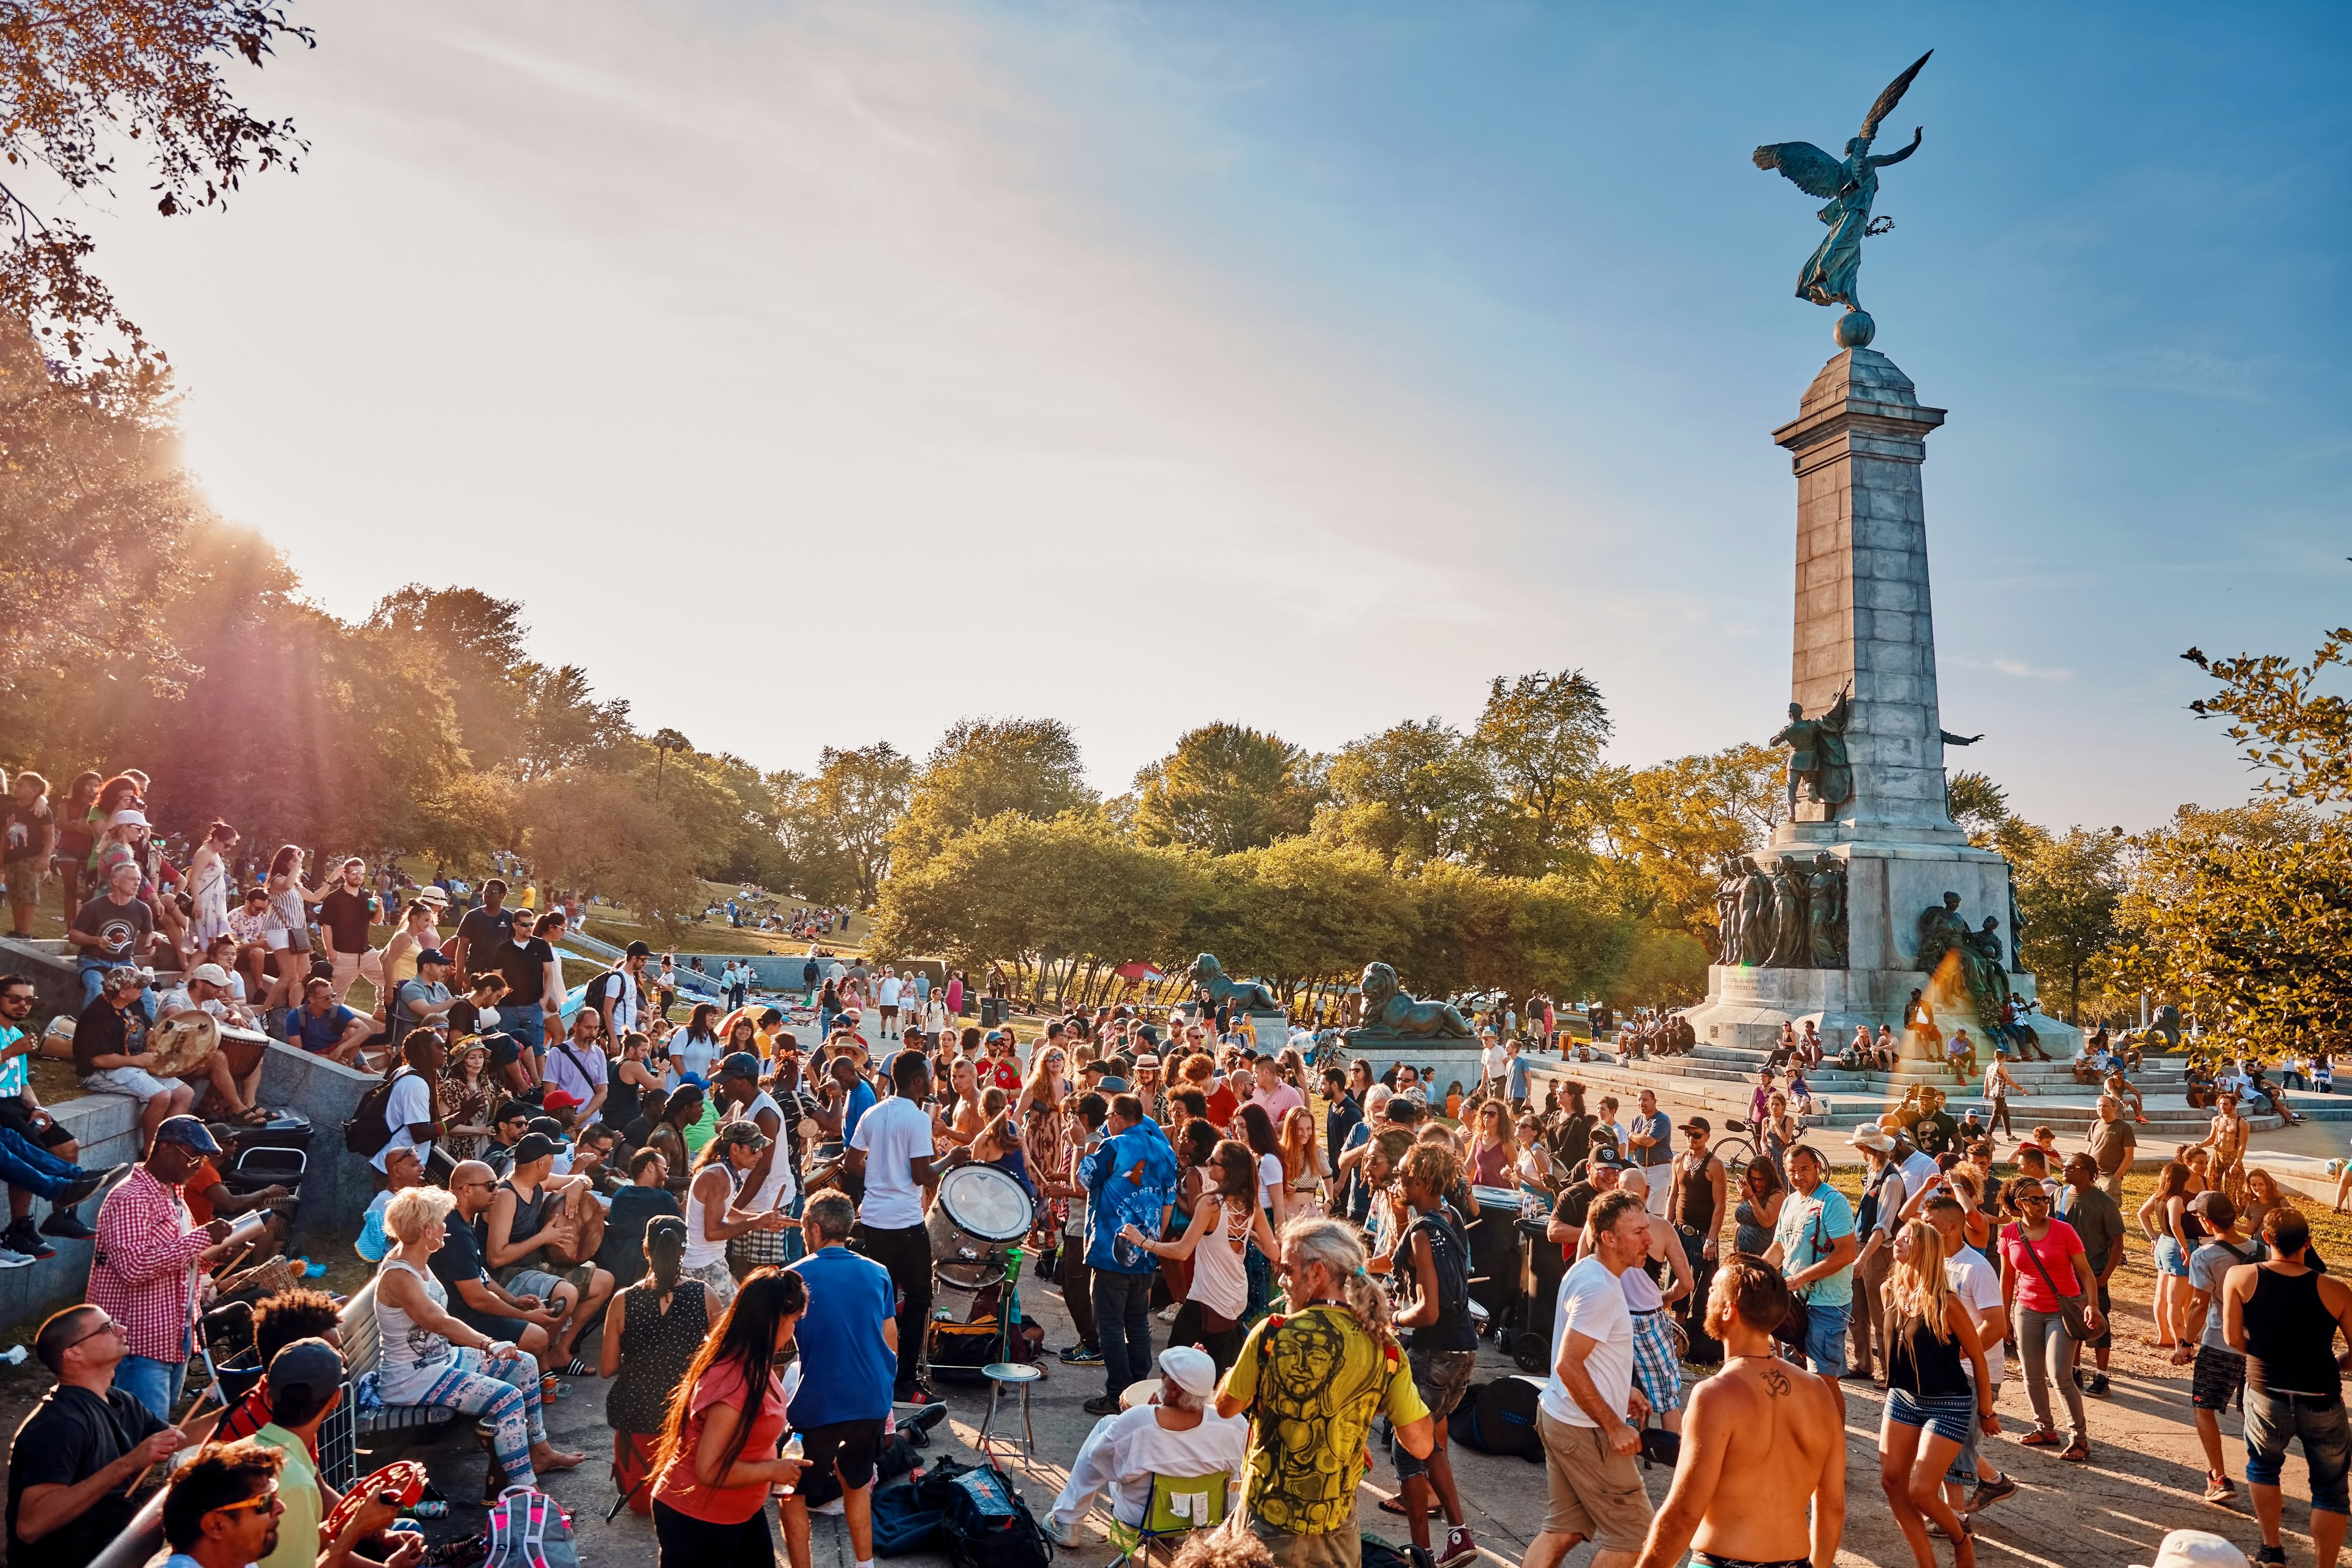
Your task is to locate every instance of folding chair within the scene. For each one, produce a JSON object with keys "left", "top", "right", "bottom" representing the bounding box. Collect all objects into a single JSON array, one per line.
[{"left": 1104, "top": 1471, "right": 1231, "bottom": 1567}]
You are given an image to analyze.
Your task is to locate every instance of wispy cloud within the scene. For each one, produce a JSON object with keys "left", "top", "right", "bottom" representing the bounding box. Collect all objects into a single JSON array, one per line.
[
  {"left": 1950, "top": 654, "right": 2074, "bottom": 681},
  {"left": 2065, "top": 346, "right": 2267, "bottom": 402}
]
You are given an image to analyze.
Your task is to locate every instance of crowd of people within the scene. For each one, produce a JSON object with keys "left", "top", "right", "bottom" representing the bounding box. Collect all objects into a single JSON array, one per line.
[{"left": 1, "top": 777, "right": 2345, "bottom": 1568}]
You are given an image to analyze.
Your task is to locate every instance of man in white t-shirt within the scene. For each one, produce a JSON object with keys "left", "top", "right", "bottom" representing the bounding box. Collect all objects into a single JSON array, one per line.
[
  {"left": 1525, "top": 1188, "right": 1655, "bottom": 1568},
  {"left": 847, "top": 1050, "right": 974, "bottom": 1400},
  {"left": 373, "top": 1033, "right": 443, "bottom": 1179},
  {"left": 1924, "top": 1190, "right": 2018, "bottom": 1516},
  {"left": 876, "top": 969, "right": 904, "bottom": 1041},
  {"left": 1479, "top": 1030, "right": 1508, "bottom": 1097}
]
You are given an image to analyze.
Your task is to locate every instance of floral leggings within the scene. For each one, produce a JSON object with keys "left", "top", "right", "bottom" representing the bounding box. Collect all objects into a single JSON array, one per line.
[{"left": 396, "top": 1348, "right": 546, "bottom": 1485}]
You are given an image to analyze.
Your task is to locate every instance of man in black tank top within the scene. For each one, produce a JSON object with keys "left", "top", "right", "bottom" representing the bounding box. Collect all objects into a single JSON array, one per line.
[
  {"left": 2224, "top": 1207, "right": 2352, "bottom": 1567},
  {"left": 1667, "top": 1120, "right": 1727, "bottom": 1362}
]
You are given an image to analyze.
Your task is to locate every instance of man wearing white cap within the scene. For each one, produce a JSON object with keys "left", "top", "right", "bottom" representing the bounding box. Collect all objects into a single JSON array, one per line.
[
  {"left": 2133, "top": 1530, "right": 2250, "bottom": 1568},
  {"left": 1045, "top": 1345, "right": 1248, "bottom": 1550}
]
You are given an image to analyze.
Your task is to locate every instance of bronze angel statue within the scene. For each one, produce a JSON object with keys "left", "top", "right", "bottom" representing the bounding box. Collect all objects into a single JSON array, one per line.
[{"left": 1752, "top": 50, "right": 1931, "bottom": 344}]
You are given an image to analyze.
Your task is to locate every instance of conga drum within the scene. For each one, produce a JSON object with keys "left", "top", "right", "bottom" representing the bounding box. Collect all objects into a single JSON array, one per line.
[{"left": 146, "top": 1014, "right": 221, "bottom": 1080}]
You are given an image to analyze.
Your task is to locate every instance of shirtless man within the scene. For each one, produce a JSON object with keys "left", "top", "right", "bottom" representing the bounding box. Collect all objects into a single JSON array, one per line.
[
  {"left": 2197, "top": 1089, "right": 2250, "bottom": 1201},
  {"left": 1634, "top": 1255, "right": 1847, "bottom": 1568}
]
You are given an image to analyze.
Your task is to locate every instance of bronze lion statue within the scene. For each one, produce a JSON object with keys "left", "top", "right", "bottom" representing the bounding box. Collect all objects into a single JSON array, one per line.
[
  {"left": 1354, "top": 962, "right": 1472, "bottom": 1039},
  {"left": 1188, "top": 953, "right": 1280, "bottom": 1014}
]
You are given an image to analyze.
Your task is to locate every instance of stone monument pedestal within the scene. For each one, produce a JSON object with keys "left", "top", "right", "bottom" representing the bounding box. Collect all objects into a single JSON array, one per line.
[{"left": 1678, "top": 345, "right": 2081, "bottom": 1065}]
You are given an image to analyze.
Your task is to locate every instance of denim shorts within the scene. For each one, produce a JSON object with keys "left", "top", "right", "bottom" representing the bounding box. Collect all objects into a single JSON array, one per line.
[
  {"left": 2245, "top": 1388, "right": 2352, "bottom": 1513},
  {"left": 2154, "top": 1236, "right": 2189, "bottom": 1277},
  {"left": 1887, "top": 1386, "right": 1977, "bottom": 1447}
]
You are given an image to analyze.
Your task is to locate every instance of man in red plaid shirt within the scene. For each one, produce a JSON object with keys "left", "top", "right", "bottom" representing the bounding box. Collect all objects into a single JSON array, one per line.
[{"left": 91, "top": 1115, "right": 236, "bottom": 1420}]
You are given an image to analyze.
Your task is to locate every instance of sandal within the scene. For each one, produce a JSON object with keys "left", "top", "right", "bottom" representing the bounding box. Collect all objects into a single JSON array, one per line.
[
  {"left": 2059, "top": 1441, "right": 2091, "bottom": 1463},
  {"left": 2019, "top": 1430, "right": 2065, "bottom": 1448},
  {"left": 562, "top": 1354, "right": 595, "bottom": 1379},
  {"left": 1378, "top": 1494, "right": 1442, "bottom": 1518},
  {"left": 233, "top": 1105, "right": 273, "bottom": 1126}
]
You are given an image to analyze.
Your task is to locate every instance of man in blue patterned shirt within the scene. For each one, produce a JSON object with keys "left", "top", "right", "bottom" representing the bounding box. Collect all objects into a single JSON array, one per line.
[{"left": 1079, "top": 1094, "right": 1177, "bottom": 1416}]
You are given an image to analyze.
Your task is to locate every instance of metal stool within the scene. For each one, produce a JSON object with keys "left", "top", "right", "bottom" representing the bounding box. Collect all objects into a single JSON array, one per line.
[{"left": 978, "top": 1362, "right": 1043, "bottom": 1468}]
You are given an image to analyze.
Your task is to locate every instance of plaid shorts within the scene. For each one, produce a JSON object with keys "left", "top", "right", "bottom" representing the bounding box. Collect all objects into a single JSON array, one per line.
[
  {"left": 2194, "top": 1344, "right": 2247, "bottom": 1412},
  {"left": 1630, "top": 1308, "right": 1683, "bottom": 1414}
]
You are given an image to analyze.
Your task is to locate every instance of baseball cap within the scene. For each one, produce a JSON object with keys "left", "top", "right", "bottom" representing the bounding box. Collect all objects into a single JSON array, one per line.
[
  {"left": 716, "top": 1120, "right": 772, "bottom": 1151},
  {"left": 719, "top": 1051, "right": 763, "bottom": 1082},
  {"left": 626, "top": 940, "right": 654, "bottom": 958},
  {"left": 1159, "top": 1345, "right": 1217, "bottom": 1398},
  {"left": 153, "top": 1115, "right": 224, "bottom": 1155},
  {"left": 265, "top": 1338, "right": 345, "bottom": 1405},
  {"left": 189, "top": 963, "right": 233, "bottom": 987},
  {"left": 1676, "top": 1117, "right": 1711, "bottom": 1136},
  {"left": 1589, "top": 1147, "right": 1631, "bottom": 1170},
  {"left": 510, "top": 1132, "right": 559, "bottom": 1165},
  {"left": 415, "top": 948, "right": 450, "bottom": 967},
  {"left": 541, "top": 1090, "right": 582, "bottom": 1115},
  {"left": 2188, "top": 1191, "right": 2238, "bottom": 1227}
]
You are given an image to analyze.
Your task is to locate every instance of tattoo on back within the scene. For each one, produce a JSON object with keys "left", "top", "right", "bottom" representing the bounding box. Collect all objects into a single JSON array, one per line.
[{"left": 1762, "top": 1366, "right": 1791, "bottom": 1397}]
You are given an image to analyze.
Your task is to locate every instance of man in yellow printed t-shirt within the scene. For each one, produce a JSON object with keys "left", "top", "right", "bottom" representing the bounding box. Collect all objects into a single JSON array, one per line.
[{"left": 1218, "top": 1218, "right": 1434, "bottom": 1568}]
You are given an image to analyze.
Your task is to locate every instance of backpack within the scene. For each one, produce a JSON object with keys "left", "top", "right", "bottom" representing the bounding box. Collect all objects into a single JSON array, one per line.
[
  {"left": 344, "top": 1065, "right": 415, "bottom": 1157},
  {"left": 1447, "top": 1376, "right": 1546, "bottom": 1461},
  {"left": 876, "top": 1459, "right": 1053, "bottom": 1568},
  {"left": 582, "top": 969, "right": 627, "bottom": 1014}
]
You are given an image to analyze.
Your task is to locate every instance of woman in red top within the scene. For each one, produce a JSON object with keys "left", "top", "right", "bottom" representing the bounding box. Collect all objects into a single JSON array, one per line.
[
  {"left": 1998, "top": 1186, "right": 2105, "bottom": 1463},
  {"left": 649, "top": 1268, "right": 808, "bottom": 1568}
]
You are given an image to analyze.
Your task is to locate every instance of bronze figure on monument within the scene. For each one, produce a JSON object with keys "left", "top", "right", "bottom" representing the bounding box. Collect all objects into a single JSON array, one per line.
[
  {"left": 1766, "top": 858, "right": 1811, "bottom": 967},
  {"left": 1805, "top": 854, "right": 1849, "bottom": 968},
  {"left": 1770, "top": 680, "right": 1853, "bottom": 811},
  {"left": 1736, "top": 857, "right": 1774, "bottom": 966}
]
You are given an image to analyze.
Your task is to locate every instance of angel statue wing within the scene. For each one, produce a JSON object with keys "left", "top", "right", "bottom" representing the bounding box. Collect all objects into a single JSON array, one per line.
[
  {"left": 1861, "top": 50, "right": 1933, "bottom": 141},
  {"left": 1751, "top": 140, "right": 1847, "bottom": 198}
]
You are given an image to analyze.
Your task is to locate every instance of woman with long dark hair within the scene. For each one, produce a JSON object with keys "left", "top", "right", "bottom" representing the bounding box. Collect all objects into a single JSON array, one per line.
[
  {"left": 649, "top": 1267, "right": 808, "bottom": 1567},
  {"left": 1124, "top": 1139, "right": 1277, "bottom": 1372},
  {"left": 1238, "top": 1102, "right": 1284, "bottom": 1316},
  {"left": 602, "top": 1215, "right": 712, "bottom": 1516},
  {"left": 672, "top": 1004, "right": 722, "bottom": 1088}
]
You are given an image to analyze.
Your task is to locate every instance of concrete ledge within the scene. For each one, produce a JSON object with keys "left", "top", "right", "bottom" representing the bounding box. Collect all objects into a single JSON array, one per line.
[{"left": 0, "top": 1094, "right": 140, "bottom": 1330}]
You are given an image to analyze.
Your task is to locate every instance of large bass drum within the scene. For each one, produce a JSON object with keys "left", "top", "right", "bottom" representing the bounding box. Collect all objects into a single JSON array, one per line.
[{"left": 925, "top": 1163, "right": 1033, "bottom": 1264}]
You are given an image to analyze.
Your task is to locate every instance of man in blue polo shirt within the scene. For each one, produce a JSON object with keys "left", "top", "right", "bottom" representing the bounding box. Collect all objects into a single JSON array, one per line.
[
  {"left": 788, "top": 1190, "right": 898, "bottom": 1566},
  {"left": 282, "top": 978, "right": 372, "bottom": 1066}
]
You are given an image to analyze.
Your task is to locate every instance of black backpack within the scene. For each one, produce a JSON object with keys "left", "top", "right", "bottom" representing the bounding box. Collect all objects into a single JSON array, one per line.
[
  {"left": 875, "top": 1459, "right": 1053, "bottom": 1567},
  {"left": 343, "top": 1065, "right": 414, "bottom": 1157},
  {"left": 1447, "top": 1376, "right": 1546, "bottom": 1461}
]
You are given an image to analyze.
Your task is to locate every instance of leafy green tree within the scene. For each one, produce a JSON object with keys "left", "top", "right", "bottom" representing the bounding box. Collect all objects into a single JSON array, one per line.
[
  {"left": 2186, "top": 632, "right": 2352, "bottom": 804},
  {"left": 513, "top": 663, "right": 631, "bottom": 780},
  {"left": 776, "top": 744, "right": 914, "bottom": 907},
  {"left": 2013, "top": 826, "right": 2125, "bottom": 1023},
  {"left": 1317, "top": 718, "right": 1496, "bottom": 864},
  {"left": 890, "top": 717, "right": 1096, "bottom": 870},
  {"left": 1129, "top": 722, "right": 1319, "bottom": 854},
  {"left": 1471, "top": 668, "right": 1612, "bottom": 876},
  {"left": 1597, "top": 742, "right": 1782, "bottom": 934},
  {"left": 519, "top": 767, "right": 701, "bottom": 937},
  {"left": 366, "top": 585, "right": 530, "bottom": 772}
]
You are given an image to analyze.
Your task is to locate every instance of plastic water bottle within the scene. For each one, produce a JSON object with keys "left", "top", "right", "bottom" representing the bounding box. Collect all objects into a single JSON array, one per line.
[{"left": 0, "top": 1345, "right": 26, "bottom": 1366}]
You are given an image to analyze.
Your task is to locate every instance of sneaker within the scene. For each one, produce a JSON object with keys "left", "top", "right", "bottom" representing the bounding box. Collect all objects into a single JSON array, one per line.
[
  {"left": 1158, "top": 1304, "right": 1180, "bottom": 1322},
  {"left": 1044, "top": 1516, "right": 1083, "bottom": 1549},
  {"left": 815, "top": 1496, "right": 845, "bottom": 1517},
  {"left": 1967, "top": 1472, "right": 2019, "bottom": 1514},
  {"left": 2255, "top": 1548, "right": 2287, "bottom": 1566},
  {"left": 39, "top": 1209, "right": 96, "bottom": 1240},
  {"left": 2204, "top": 1472, "right": 2237, "bottom": 1505},
  {"left": 1061, "top": 1345, "right": 1104, "bottom": 1366},
  {"left": 1437, "top": 1525, "right": 1478, "bottom": 1568},
  {"left": 2085, "top": 1373, "right": 2111, "bottom": 1397},
  {"left": 1082, "top": 1395, "right": 1121, "bottom": 1417},
  {"left": 0, "top": 1245, "right": 32, "bottom": 1269},
  {"left": 2, "top": 1224, "right": 55, "bottom": 1261}
]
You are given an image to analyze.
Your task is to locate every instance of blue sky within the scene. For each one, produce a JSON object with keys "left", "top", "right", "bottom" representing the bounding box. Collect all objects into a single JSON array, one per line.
[{"left": 67, "top": 1, "right": 2352, "bottom": 829}]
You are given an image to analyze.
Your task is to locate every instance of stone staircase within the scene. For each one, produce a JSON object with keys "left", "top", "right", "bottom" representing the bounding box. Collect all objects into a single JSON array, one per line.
[{"left": 1524, "top": 1041, "right": 2332, "bottom": 1143}]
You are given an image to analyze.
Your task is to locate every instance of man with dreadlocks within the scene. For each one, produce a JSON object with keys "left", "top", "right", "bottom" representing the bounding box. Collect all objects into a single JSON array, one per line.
[{"left": 1216, "top": 1216, "right": 1434, "bottom": 1568}]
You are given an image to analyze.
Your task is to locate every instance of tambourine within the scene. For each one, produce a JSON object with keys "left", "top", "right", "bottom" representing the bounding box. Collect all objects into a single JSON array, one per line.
[
  {"left": 146, "top": 1013, "right": 221, "bottom": 1077},
  {"left": 323, "top": 1460, "right": 429, "bottom": 1539}
]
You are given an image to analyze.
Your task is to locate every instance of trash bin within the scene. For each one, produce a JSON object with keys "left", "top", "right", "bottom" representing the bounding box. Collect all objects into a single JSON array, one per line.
[{"left": 981, "top": 997, "right": 1003, "bottom": 1028}]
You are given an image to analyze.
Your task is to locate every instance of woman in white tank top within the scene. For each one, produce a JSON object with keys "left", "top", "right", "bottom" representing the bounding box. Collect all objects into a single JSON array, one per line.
[
  {"left": 683, "top": 1128, "right": 791, "bottom": 1306},
  {"left": 1122, "top": 1139, "right": 1278, "bottom": 1373}
]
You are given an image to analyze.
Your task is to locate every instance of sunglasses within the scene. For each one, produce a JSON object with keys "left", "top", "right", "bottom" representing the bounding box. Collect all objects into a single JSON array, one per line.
[
  {"left": 66, "top": 1316, "right": 126, "bottom": 1352},
  {"left": 211, "top": 1485, "right": 284, "bottom": 1518}
]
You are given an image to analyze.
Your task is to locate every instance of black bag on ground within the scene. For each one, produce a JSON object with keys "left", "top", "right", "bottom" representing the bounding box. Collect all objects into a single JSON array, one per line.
[
  {"left": 878, "top": 1459, "right": 1054, "bottom": 1568},
  {"left": 1447, "top": 1376, "right": 1545, "bottom": 1461}
]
